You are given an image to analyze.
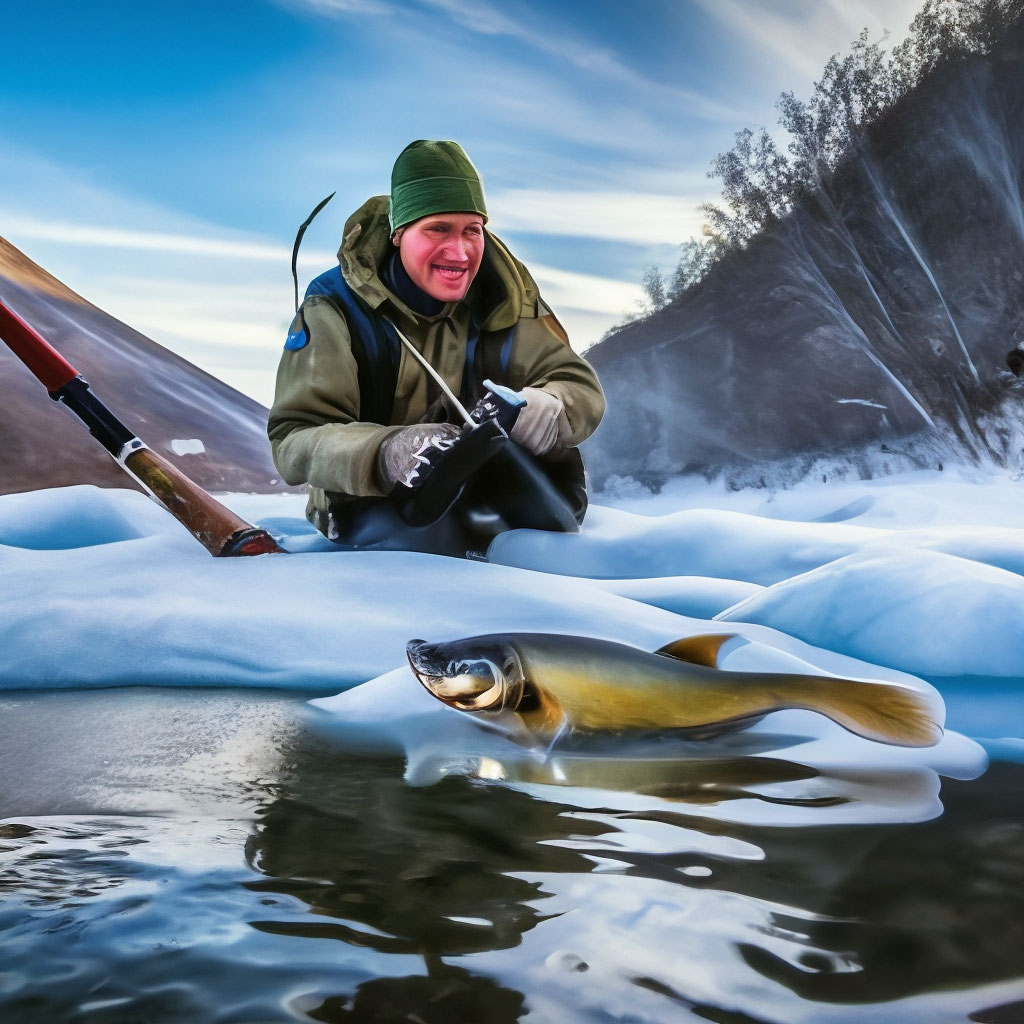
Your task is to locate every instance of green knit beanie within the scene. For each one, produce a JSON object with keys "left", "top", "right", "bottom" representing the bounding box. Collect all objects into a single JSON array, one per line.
[{"left": 389, "top": 140, "right": 488, "bottom": 233}]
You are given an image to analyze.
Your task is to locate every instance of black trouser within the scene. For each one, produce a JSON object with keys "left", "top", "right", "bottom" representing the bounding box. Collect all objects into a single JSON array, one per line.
[{"left": 326, "top": 447, "right": 588, "bottom": 557}]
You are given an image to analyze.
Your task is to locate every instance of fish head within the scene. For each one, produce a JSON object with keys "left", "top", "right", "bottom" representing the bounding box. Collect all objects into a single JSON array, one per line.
[{"left": 406, "top": 636, "right": 524, "bottom": 712}]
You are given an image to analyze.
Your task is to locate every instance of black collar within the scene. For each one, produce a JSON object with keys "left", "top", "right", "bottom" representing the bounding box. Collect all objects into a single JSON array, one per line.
[{"left": 382, "top": 249, "right": 445, "bottom": 318}]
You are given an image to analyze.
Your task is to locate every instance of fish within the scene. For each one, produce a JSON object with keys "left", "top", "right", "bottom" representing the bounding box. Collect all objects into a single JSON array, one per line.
[{"left": 405, "top": 632, "right": 944, "bottom": 748}]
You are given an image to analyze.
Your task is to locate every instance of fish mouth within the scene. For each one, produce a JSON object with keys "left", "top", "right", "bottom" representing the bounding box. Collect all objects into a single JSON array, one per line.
[{"left": 406, "top": 637, "right": 524, "bottom": 713}]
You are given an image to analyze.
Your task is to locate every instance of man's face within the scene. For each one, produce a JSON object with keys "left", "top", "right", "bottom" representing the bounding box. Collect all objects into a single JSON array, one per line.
[{"left": 395, "top": 213, "right": 485, "bottom": 303}]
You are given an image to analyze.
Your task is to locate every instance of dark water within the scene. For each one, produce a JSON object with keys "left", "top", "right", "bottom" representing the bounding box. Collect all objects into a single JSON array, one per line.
[{"left": 1, "top": 686, "right": 1023, "bottom": 1024}]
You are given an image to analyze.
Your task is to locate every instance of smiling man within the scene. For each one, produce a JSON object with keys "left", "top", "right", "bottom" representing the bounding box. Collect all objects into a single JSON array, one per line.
[
  {"left": 392, "top": 212, "right": 484, "bottom": 301},
  {"left": 268, "top": 140, "right": 605, "bottom": 557}
]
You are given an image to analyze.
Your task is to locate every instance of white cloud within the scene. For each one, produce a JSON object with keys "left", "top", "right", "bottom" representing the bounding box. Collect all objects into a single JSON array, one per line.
[
  {"left": 2, "top": 215, "right": 333, "bottom": 265},
  {"left": 490, "top": 188, "right": 707, "bottom": 247},
  {"left": 529, "top": 263, "right": 644, "bottom": 352},
  {"left": 550, "top": 308, "right": 626, "bottom": 355},
  {"left": 288, "top": 0, "right": 743, "bottom": 123},
  {"left": 694, "top": 0, "right": 923, "bottom": 85},
  {"left": 531, "top": 262, "right": 644, "bottom": 317}
]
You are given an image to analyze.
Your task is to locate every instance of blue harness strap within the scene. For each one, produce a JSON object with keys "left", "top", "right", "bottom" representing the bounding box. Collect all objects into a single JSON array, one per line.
[
  {"left": 465, "top": 320, "right": 517, "bottom": 404},
  {"left": 302, "top": 267, "right": 401, "bottom": 425},
  {"left": 289, "top": 265, "right": 519, "bottom": 422},
  {"left": 305, "top": 264, "right": 385, "bottom": 364}
]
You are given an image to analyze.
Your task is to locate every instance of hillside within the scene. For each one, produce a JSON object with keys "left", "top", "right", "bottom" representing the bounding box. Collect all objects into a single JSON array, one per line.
[
  {"left": 584, "top": 17, "right": 1024, "bottom": 488},
  {"left": 0, "top": 234, "right": 290, "bottom": 496}
]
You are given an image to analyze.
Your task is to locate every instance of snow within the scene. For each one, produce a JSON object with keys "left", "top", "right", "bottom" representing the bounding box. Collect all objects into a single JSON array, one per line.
[
  {"left": 2, "top": 465, "right": 1021, "bottom": 836},
  {"left": 1, "top": 468, "right": 1020, "bottom": 692},
  {"left": 170, "top": 438, "right": 206, "bottom": 456},
  {"left": 718, "top": 547, "right": 1024, "bottom": 677},
  {"left": 2, "top": 465, "right": 1021, "bottom": 801}
]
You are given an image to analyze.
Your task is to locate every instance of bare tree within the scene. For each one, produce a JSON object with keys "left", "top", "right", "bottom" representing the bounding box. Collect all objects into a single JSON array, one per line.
[{"left": 623, "top": 0, "right": 1024, "bottom": 325}]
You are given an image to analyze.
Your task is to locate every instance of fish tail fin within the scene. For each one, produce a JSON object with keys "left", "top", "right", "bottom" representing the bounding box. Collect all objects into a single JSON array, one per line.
[{"left": 770, "top": 674, "right": 944, "bottom": 748}]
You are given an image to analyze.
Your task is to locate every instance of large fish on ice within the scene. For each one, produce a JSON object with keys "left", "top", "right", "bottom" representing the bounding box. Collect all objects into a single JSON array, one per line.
[{"left": 406, "top": 632, "right": 944, "bottom": 747}]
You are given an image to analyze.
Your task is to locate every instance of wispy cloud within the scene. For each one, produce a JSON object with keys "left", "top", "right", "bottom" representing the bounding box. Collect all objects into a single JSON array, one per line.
[
  {"left": 442, "top": 0, "right": 733, "bottom": 114},
  {"left": 2, "top": 216, "right": 335, "bottom": 265},
  {"left": 285, "top": 0, "right": 743, "bottom": 123},
  {"left": 276, "top": 0, "right": 395, "bottom": 16},
  {"left": 4, "top": 193, "right": 696, "bottom": 262},
  {"left": 490, "top": 188, "right": 707, "bottom": 247},
  {"left": 693, "top": 0, "right": 922, "bottom": 84},
  {"left": 530, "top": 262, "right": 644, "bottom": 317},
  {"left": 91, "top": 274, "right": 294, "bottom": 401}
]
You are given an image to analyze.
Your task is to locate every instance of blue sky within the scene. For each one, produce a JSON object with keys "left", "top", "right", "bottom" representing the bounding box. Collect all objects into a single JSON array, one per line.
[{"left": 1, "top": 0, "right": 922, "bottom": 404}]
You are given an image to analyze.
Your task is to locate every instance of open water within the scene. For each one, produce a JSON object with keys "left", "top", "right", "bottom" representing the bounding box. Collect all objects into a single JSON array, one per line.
[{"left": 1, "top": 684, "right": 1022, "bottom": 1024}]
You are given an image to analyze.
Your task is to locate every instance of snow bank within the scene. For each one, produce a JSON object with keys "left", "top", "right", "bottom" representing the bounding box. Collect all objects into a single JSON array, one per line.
[
  {"left": 0, "top": 486, "right": 709, "bottom": 690},
  {"left": 487, "top": 505, "right": 878, "bottom": 584},
  {"left": 1, "top": 468, "right": 1022, "bottom": 700},
  {"left": 718, "top": 548, "right": 1024, "bottom": 678}
]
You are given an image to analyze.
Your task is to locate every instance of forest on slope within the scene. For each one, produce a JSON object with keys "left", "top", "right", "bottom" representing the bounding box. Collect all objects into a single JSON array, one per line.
[{"left": 585, "top": 0, "right": 1024, "bottom": 489}]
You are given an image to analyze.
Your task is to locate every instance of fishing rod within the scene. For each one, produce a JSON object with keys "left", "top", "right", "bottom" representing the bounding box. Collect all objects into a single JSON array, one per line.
[
  {"left": 292, "top": 191, "right": 334, "bottom": 312},
  {"left": 0, "top": 297, "right": 284, "bottom": 556}
]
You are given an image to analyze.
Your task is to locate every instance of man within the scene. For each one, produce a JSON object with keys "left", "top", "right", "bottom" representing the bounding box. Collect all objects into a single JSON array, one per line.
[{"left": 269, "top": 139, "right": 605, "bottom": 556}]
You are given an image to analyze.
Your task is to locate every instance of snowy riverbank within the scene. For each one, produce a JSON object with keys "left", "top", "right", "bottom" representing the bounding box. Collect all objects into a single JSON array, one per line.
[{"left": 2, "top": 465, "right": 1022, "bottom": 692}]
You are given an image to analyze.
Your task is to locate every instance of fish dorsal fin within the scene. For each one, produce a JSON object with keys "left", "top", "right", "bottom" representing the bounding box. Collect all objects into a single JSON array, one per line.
[{"left": 654, "top": 633, "right": 739, "bottom": 668}]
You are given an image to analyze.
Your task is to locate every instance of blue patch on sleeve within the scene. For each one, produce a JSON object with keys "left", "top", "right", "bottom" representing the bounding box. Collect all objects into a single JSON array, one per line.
[
  {"left": 284, "top": 327, "right": 308, "bottom": 350},
  {"left": 284, "top": 310, "right": 309, "bottom": 350}
]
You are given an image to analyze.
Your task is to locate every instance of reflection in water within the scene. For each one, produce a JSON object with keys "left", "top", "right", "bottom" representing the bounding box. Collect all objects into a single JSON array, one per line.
[
  {"left": 245, "top": 750, "right": 601, "bottom": 958},
  {"left": 492, "top": 753, "right": 829, "bottom": 805},
  {"left": 1, "top": 689, "right": 1023, "bottom": 1023},
  {"left": 243, "top": 723, "right": 1023, "bottom": 1022},
  {"left": 304, "top": 963, "right": 526, "bottom": 1024},
  {"left": 739, "top": 764, "right": 1024, "bottom": 1005}
]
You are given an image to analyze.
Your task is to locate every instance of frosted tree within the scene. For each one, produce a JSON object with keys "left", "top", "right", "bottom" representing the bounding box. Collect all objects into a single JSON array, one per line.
[{"left": 635, "top": 0, "right": 1024, "bottom": 318}]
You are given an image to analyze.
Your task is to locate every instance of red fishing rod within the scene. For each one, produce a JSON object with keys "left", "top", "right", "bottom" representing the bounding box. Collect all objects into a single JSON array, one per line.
[{"left": 0, "top": 297, "right": 284, "bottom": 556}]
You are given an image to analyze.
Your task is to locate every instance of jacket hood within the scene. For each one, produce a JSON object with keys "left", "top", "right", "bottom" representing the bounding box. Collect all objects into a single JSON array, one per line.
[{"left": 337, "top": 195, "right": 542, "bottom": 332}]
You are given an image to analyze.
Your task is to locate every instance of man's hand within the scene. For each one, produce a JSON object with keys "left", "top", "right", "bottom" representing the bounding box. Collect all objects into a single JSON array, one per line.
[
  {"left": 378, "top": 423, "right": 461, "bottom": 489},
  {"left": 510, "top": 387, "right": 568, "bottom": 455}
]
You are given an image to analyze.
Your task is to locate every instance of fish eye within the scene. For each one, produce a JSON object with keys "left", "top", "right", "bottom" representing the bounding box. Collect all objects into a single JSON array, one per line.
[
  {"left": 453, "top": 659, "right": 495, "bottom": 679},
  {"left": 448, "top": 659, "right": 503, "bottom": 708}
]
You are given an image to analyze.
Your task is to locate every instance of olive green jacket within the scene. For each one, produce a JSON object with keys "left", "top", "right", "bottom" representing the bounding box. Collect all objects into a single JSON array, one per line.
[{"left": 268, "top": 196, "right": 605, "bottom": 526}]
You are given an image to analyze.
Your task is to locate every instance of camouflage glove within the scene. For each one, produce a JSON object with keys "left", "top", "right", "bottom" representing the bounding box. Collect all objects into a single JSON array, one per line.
[
  {"left": 510, "top": 387, "right": 569, "bottom": 456},
  {"left": 392, "top": 417, "right": 509, "bottom": 527},
  {"left": 377, "top": 423, "right": 461, "bottom": 490}
]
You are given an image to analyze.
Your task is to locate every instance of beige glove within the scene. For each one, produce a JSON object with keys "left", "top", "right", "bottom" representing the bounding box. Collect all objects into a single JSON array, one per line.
[
  {"left": 378, "top": 423, "right": 461, "bottom": 489},
  {"left": 510, "top": 387, "right": 569, "bottom": 455}
]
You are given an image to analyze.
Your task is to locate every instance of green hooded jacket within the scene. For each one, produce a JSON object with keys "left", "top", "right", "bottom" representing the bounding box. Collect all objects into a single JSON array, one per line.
[{"left": 268, "top": 196, "right": 606, "bottom": 531}]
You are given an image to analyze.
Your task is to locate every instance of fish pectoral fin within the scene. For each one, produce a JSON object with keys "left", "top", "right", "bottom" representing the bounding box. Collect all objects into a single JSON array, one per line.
[
  {"left": 517, "top": 687, "right": 568, "bottom": 741},
  {"left": 654, "top": 633, "right": 742, "bottom": 668}
]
